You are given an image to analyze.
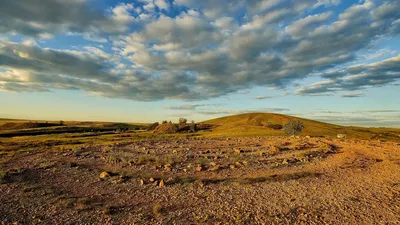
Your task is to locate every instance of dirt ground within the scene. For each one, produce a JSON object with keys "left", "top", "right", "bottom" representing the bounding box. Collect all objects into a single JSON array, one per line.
[{"left": 0, "top": 136, "right": 399, "bottom": 224}]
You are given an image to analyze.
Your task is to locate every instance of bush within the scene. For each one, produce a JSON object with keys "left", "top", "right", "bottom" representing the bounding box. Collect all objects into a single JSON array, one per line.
[
  {"left": 147, "top": 122, "right": 159, "bottom": 131},
  {"left": 283, "top": 120, "right": 304, "bottom": 135},
  {"left": 190, "top": 121, "right": 197, "bottom": 132},
  {"left": 162, "top": 121, "right": 168, "bottom": 124},
  {"left": 267, "top": 124, "right": 283, "bottom": 130}
]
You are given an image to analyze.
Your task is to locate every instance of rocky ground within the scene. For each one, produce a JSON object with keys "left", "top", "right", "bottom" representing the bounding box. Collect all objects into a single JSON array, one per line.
[{"left": 0, "top": 136, "right": 399, "bottom": 224}]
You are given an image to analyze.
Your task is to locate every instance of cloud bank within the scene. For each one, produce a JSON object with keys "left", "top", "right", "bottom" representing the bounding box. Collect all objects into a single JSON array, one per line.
[{"left": 0, "top": 0, "right": 399, "bottom": 101}]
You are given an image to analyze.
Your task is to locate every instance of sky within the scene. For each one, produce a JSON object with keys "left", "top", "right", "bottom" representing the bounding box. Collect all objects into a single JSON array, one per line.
[{"left": 0, "top": 0, "right": 399, "bottom": 127}]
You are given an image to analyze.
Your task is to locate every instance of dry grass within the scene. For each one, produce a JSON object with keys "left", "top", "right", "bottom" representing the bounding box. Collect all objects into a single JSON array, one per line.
[{"left": 202, "top": 113, "right": 400, "bottom": 141}]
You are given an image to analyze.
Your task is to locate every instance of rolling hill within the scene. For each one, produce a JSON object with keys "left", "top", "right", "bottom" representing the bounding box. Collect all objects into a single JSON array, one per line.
[{"left": 201, "top": 113, "right": 400, "bottom": 141}]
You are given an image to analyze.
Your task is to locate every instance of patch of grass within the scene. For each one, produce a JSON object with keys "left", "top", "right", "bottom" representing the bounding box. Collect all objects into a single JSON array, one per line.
[
  {"left": 57, "top": 196, "right": 95, "bottom": 211},
  {"left": 152, "top": 203, "right": 164, "bottom": 218},
  {"left": 0, "top": 170, "right": 7, "bottom": 183},
  {"left": 196, "top": 157, "right": 209, "bottom": 166},
  {"left": 136, "top": 154, "right": 153, "bottom": 165},
  {"left": 37, "top": 161, "right": 57, "bottom": 169},
  {"left": 104, "top": 155, "right": 119, "bottom": 164}
]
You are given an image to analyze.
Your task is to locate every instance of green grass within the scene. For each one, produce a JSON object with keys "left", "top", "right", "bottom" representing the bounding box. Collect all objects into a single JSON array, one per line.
[{"left": 201, "top": 113, "right": 400, "bottom": 141}]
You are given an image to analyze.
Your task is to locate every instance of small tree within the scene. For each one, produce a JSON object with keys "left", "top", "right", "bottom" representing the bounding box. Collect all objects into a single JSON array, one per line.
[
  {"left": 162, "top": 120, "right": 168, "bottom": 124},
  {"left": 60, "top": 120, "right": 64, "bottom": 125},
  {"left": 179, "top": 118, "right": 187, "bottom": 124},
  {"left": 283, "top": 120, "right": 304, "bottom": 136}
]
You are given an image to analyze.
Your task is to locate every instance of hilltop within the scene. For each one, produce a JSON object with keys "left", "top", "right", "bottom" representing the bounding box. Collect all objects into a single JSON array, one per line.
[{"left": 202, "top": 113, "right": 400, "bottom": 141}]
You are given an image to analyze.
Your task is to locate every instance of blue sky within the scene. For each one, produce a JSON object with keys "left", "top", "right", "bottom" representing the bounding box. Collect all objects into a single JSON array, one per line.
[{"left": 0, "top": 0, "right": 399, "bottom": 127}]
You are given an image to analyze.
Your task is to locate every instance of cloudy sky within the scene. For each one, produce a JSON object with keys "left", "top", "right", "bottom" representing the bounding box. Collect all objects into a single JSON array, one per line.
[{"left": 0, "top": 0, "right": 399, "bottom": 127}]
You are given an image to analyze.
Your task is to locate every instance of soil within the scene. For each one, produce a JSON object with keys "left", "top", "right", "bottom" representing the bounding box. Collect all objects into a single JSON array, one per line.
[{"left": 0, "top": 136, "right": 399, "bottom": 224}]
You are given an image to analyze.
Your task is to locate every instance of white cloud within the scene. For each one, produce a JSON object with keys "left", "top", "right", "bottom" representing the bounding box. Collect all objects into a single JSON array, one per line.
[{"left": 0, "top": 0, "right": 399, "bottom": 102}]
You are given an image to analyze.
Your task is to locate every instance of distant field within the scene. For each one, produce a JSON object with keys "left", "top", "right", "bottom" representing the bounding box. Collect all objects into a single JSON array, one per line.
[{"left": 1, "top": 113, "right": 399, "bottom": 142}]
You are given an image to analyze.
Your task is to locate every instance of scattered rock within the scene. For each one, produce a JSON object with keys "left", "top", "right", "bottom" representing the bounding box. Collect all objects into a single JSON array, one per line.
[
  {"left": 149, "top": 178, "right": 155, "bottom": 183},
  {"left": 159, "top": 180, "right": 165, "bottom": 187},
  {"left": 195, "top": 180, "right": 204, "bottom": 187},
  {"left": 139, "top": 179, "right": 144, "bottom": 186},
  {"left": 208, "top": 165, "right": 220, "bottom": 172},
  {"left": 99, "top": 171, "right": 110, "bottom": 179},
  {"left": 195, "top": 165, "right": 202, "bottom": 172},
  {"left": 234, "top": 148, "right": 243, "bottom": 154},
  {"left": 111, "top": 176, "right": 126, "bottom": 184},
  {"left": 166, "top": 177, "right": 174, "bottom": 184}
]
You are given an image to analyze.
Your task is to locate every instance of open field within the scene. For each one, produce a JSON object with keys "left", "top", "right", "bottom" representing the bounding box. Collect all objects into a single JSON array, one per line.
[{"left": 0, "top": 113, "right": 399, "bottom": 224}]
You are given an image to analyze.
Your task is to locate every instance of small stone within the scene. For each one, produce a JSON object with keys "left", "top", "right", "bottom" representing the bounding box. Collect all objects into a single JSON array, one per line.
[
  {"left": 195, "top": 165, "right": 202, "bottom": 172},
  {"left": 139, "top": 179, "right": 144, "bottom": 186},
  {"left": 230, "top": 164, "right": 235, "bottom": 169},
  {"left": 99, "top": 171, "right": 110, "bottom": 179},
  {"left": 282, "top": 159, "right": 289, "bottom": 165},
  {"left": 208, "top": 165, "right": 220, "bottom": 172},
  {"left": 159, "top": 180, "right": 165, "bottom": 187},
  {"left": 166, "top": 177, "right": 174, "bottom": 184},
  {"left": 111, "top": 177, "right": 124, "bottom": 184},
  {"left": 195, "top": 180, "right": 204, "bottom": 187},
  {"left": 149, "top": 177, "right": 155, "bottom": 182}
]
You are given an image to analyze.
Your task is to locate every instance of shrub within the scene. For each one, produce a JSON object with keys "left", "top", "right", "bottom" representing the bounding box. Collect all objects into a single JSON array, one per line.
[
  {"left": 267, "top": 124, "right": 283, "bottom": 130},
  {"left": 179, "top": 118, "right": 187, "bottom": 124},
  {"left": 283, "top": 120, "right": 304, "bottom": 135},
  {"left": 190, "top": 121, "right": 197, "bottom": 132},
  {"left": 162, "top": 121, "right": 168, "bottom": 124},
  {"left": 146, "top": 122, "right": 159, "bottom": 131}
]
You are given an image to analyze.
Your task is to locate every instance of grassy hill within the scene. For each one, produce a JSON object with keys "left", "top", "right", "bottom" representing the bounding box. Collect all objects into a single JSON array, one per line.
[
  {"left": 201, "top": 113, "right": 400, "bottom": 141},
  {"left": 1, "top": 114, "right": 399, "bottom": 142}
]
